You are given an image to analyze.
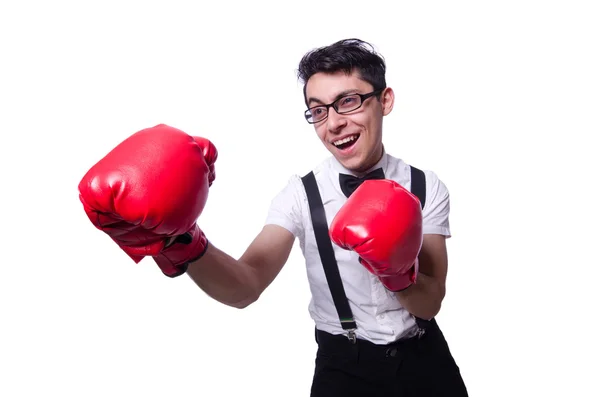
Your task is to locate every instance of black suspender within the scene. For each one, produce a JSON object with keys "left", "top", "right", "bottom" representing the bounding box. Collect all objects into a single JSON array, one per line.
[
  {"left": 409, "top": 166, "right": 434, "bottom": 334},
  {"left": 410, "top": 165, "right": 426, "bottom": 210},
  {"left": 301, "top": 171, "right": 358, "bottom": 342},
  {"left": 301, "top": 165, "right": 429, "bottom": 343}
]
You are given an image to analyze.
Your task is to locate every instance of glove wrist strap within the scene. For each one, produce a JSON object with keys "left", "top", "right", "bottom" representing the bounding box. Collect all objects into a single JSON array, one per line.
[{"left": 154, "top": 225, "right": 208, "bottom": 277}]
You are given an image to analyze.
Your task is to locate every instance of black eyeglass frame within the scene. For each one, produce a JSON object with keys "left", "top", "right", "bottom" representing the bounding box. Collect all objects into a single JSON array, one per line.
[{"left": 304, "top": 88, "right": 385, "bottom": 124}]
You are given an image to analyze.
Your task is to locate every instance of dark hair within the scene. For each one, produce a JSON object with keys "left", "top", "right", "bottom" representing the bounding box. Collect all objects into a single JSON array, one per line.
[{"left": 297, "top": 38, "right": 387, "bottom": 105}]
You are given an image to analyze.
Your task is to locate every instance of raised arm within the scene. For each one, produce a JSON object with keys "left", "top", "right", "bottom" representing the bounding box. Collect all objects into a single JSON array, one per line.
[{"left": 78, "top": 124, "right": 297, "bottom": 310}]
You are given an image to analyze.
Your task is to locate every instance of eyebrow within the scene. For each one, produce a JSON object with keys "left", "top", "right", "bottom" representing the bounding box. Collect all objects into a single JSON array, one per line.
[{"left": 307, "top": 89, "right": 360, "bottom": 107}]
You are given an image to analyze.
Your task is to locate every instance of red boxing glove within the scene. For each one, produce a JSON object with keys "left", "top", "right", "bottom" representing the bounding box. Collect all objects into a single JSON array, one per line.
[
  {"left": 192, "top": 136, "right": 218, "bottom": 186},
  {"left": 329, "top": 179, "right": 423, "bottom": 291},
  {"left": 78, "top": 124, "right": 217, "bottom": 277}
]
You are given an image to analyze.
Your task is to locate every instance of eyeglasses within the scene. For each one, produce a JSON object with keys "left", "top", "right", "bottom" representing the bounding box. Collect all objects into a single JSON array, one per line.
[{"left": 304, "top": 89, "right": 384, "bottom": 124}]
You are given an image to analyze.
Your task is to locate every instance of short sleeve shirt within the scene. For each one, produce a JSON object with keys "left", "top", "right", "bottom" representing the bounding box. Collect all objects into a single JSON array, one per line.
[{"left": 264, "top": 151, "right": 451, "bottom": 344}]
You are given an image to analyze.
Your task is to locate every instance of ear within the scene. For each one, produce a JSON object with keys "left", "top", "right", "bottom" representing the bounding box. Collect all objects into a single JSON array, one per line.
[{"left": 381, "top": 87, "right": 395, "bottom": 116}]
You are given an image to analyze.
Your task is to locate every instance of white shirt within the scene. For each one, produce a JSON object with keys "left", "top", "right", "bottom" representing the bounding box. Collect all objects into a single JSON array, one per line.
[{"left": 264, "top": 151, "right": 451, "bottom": 345}]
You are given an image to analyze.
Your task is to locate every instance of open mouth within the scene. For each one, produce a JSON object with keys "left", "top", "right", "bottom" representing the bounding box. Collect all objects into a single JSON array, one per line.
[{"left": 332, "top": 134, "right": 359, "bottom": 151}]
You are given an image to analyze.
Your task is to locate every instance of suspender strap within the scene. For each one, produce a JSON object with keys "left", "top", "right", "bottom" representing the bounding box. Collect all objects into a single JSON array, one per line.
[
  {"left": 410, "top": 165, "right": 426, "bottom": 210},
  {"left": 301, "top": 171, "right": 358, "bottom": 342},
  {"left": 409, "top": 166, "right": 436, "bottom": 332}
]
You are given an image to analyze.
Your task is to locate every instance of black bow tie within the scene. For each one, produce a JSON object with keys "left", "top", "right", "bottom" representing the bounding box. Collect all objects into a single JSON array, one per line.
[{"left": 339, "top": 168, "right": 385, "bottom": 198}]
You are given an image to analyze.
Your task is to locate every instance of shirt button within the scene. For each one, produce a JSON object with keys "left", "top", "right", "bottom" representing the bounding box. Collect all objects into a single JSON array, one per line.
[{"left": 379, "top": 314, "right": 385, "bottom": 319}]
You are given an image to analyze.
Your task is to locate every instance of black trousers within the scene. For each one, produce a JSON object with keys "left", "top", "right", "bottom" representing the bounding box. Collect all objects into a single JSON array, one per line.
[{"left": 310, "top": 320, "right": 468, "bottom": 397}]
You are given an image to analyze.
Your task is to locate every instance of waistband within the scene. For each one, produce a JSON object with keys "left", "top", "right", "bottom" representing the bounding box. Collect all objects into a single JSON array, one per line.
[{"left": 315, "top": 328, "right": 423, "bottom": 361}]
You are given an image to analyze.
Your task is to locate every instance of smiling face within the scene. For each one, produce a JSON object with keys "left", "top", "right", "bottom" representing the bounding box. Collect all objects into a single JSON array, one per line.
[{"left": 305, "top": 70, "right": 395, "bottom": 174}]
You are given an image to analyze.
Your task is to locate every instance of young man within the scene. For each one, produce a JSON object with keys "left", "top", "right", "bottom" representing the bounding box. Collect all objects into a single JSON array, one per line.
[{"left": 79, "top": 39, "right": 468, "bottom": 396}]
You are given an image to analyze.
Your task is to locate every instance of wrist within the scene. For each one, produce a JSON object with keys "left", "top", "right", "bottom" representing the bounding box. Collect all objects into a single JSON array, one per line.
[{"left": 154, "top": 225, "right": 208, "bottom": 277}]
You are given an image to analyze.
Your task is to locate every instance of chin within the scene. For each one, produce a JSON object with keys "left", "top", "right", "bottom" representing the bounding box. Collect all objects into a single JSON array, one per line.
[{"left": 337, "top": 156, "right": 366, "bottom": 172}]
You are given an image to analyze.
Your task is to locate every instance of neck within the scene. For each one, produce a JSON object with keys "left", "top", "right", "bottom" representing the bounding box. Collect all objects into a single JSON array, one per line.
[{"left": 354, "top": 144, "right": 384, "bottom": 176}]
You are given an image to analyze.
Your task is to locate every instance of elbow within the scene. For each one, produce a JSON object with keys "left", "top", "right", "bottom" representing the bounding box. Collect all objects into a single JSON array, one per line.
[
  {"left": 230, "top": 299, "right": 256, "bottom": 309},
  {"left": 228, "top": 291, "right": 260, "bottom": 309},
  {"left": 230, "top": 273, "right": 264, "bottom": 309},
  {"left": 417, "top": 291, "right": 445, "bottom": 320},
  {"left": 428, "top": 301, "right": 443, "bottom": 320},
  {"left": 428, "top": 290, "right": 446, "bottom": 319},
  {"left": 426, "top": 281, "right": 446, "bottom": 317},
  {"left": 417, "top": 303, "right": 441, "bottom": 321},
  {"left": 427, "top": 287, "right": 446, "bottom": 319}
]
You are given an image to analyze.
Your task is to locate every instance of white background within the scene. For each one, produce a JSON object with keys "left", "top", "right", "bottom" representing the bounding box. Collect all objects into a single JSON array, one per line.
[{"left": 1, "top": 0, "right": 599, "bottom": 396}]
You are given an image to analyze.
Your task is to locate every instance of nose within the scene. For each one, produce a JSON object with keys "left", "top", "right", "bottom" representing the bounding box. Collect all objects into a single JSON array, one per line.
[{"left": 326, "top": 107, "right": 347, "bottom": 134}]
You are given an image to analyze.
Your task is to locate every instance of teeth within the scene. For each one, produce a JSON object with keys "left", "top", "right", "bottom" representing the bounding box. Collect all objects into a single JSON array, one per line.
[{"left": 333, "top": 135, "right": 358, "bottom": 146}]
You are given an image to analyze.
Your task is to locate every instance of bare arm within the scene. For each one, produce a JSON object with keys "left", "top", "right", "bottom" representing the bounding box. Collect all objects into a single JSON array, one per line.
[
  {"left": 394, "top": 234, "right": 448, "bottom": 319},
  {"left": 185, "top": 225, "right": 295, "bottom": 309}
]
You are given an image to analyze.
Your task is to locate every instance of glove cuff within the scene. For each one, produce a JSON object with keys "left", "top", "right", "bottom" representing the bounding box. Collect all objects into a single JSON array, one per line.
[
  {"left": 379, "top": 259, "right": 419, "bottom": 292},
  {"left": 153, "top": 224, "right": 209, "bottom": 277}
]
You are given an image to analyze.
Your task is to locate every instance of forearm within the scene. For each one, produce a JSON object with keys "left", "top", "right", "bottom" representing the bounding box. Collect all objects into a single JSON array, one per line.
[
  {"left": 394, "top": 272, "right": 445, "bottom": 320},
  {"left": 185, "top": 242, "right": 261, "bottom": 309}
]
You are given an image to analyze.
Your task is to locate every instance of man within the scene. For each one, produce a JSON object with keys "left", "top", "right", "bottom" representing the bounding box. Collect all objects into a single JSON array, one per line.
[{"left": 79, "top": 38, "right": 468, "bottom": 396}]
